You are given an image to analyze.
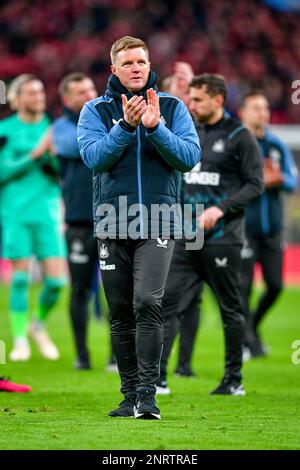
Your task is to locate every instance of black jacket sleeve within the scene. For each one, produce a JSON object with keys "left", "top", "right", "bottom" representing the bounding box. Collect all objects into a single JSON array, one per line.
[{"left": 217, "top": 128, "right": 264, "bottom": 215}]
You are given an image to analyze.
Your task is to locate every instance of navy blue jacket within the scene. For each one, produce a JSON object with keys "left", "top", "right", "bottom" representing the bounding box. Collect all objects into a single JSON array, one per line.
[
  {"left": 245, "top": 130, "right": 298, "bottom": 237},
  {"left": 52, "top": 108, "right": 93, "bottom": 224},
  {"left": 77, "top": 72, "right": 200, "bottom": 238}
]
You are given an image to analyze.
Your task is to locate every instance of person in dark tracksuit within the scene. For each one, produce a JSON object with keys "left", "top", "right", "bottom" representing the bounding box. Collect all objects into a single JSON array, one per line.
[
  {"left": 77, "top": 36, "right": 200, "bottom": 419},
  {"left": 161, "top": 62, "right": 202, "bottom": 378},
  {"left": 239, "top": 92, "right": 298, "bottom": 358},
  {"left": 174, "top": 285, "right": 202, "bottom": 377},
  {"left": 158, "top": 74, "right": 264, "bottom": 396},
  {"left": 52, "top": 73, "right": 99, "bottom": 370}
]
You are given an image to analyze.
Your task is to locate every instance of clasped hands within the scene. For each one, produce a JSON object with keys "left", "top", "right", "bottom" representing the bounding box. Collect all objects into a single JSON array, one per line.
[
  {"left": 121, "top": 88, "right": 159, "bottom": 129},
  {"left": 31, "top": 129, "right": 55, "bottom": 160}
]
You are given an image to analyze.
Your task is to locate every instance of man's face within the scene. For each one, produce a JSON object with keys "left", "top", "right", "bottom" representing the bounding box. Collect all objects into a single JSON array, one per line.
[
  {"left": 111, "top": 47, "right": 150, "bottom": 93},
  {"left": 239, "top": 95, "right": 270, "bottom": 130},
  {"left": 188, "top": 85, "right": 222, "bottom": 123},
  {"left": 15, "top": 80, "right": 46, "bottom": 114},
  {"left": 63, "top": 78, "right": 97, "bottom": 113}
]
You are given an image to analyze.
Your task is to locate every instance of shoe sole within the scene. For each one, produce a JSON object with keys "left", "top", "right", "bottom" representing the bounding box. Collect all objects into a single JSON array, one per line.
[
  {"left": 155, "top": 386, "right": 171, "bottom": 395},
  {"left": 108, "top": 415, "right": 134, "bottom": 418},
  {"left": 232, "top": 389, "right": 246, "bottom": 396},
  {"left": 40, "top": 353, "right": 60, "bottom": 360},
  {"left": 0, "top": 386, "right": 32, "bottom": 393},
  {"left": 210, "top": 389, "right": 246, "bottom": 396},
  {"left": 9, "top": 353, "right": 31, "bottom": 362},
  {"left": 108, "top": 409, "right": 135, "bottom": 418},
  {"left": 10, "top": 357, "right": 30, "bottom": 362},
  {"left": 106, "top": 365, "right": 118, "bottom": 373},
  {"left": 135, "top": 412, "right": 161, "bottom": 420},
  {"left": 134, "top": 407, "right": 161, "bottom": 420}
]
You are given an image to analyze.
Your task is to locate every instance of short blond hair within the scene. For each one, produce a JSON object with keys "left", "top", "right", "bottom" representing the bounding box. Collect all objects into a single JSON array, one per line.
[
  {"left": 7, "top": 74, "right": 42, "bottom": 109},
  {"left": 110, "top": 36, "right": 149, "bottom": 64}
]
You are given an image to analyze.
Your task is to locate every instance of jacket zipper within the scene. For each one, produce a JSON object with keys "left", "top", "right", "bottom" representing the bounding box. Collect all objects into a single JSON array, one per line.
[{"left": 136, "top": 126, "right": 144, "bottom": 238}]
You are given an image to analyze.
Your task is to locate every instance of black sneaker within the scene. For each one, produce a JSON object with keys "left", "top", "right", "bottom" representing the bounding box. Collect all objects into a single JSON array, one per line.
[
  {"left": 245, "top": 332, "right": 268, "bottom": 359},
  {"left": 155, "top": 373, "right": 170, "bottom": 395},
  {"left": 108, "top": 393, "right": 136, "bottom": 418},
  {"left": 175, "top": 364, "right": 196, "bottom": 377},
  {"left": 210, "top": 376, "right": 246, "bottom": 396},
  {"left": 245, "top": 318, "right": 268, "bottom": 359},
  {"left": 74, "top": 359, "right": 91, "bottom": 370},
  {"left": 134, "top": 388, "right": 161, "bottom": 420},
  {"left": 106, "top": 359, "right": 118, "bottom": 373}
]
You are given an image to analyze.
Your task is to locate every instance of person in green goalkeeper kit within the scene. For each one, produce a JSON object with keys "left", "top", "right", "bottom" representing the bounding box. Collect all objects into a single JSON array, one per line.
[{"left": 0, "top": 74, "right": 67, "bottom": 362}]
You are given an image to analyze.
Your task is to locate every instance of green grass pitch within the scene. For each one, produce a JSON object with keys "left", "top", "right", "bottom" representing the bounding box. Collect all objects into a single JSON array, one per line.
[{"left": 0, "top": 284, "right": 300, "bottom": 450}]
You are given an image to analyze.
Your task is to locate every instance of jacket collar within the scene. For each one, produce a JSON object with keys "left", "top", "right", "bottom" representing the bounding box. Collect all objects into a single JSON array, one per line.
[
  {"left": 195, "top": 113, "right": 228, "bottom": 131},
  {"left": 63, "top": 107, "right": 80, "bottom": 124},
  {"left": 105, "top": 70, "right": 159, "bottom": 100}
]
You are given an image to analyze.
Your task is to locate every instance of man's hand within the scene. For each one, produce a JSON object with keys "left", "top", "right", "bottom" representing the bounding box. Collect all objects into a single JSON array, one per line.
[
  {"left": 121, "top": 94, "right": 147, "bottom": 128},
  {"left": 198, "top": 206, "right": 224, "bottom": 231},
  {"left": 31, "top": 129, "right": 54, "bottom": 160},
  {"left": 142, "top": 88, "right": 160, "bottom": 129},
  {"left": 263, "top": 158, "right": 283, "bottom": 188},
  {"left": 169, "top": 62, "right": 194, "bottom": 104}
]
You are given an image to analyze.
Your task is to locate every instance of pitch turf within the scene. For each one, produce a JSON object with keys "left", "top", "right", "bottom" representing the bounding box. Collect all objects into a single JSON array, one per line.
[{"left": 0, "top": 284, "right": 299, "bottom": 450}]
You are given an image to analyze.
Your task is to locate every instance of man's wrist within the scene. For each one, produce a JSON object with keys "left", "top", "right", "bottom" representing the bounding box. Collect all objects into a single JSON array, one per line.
[
  {"left": 145, "top": 123, "right": 159, "bottom": 133},
  {"left": 215, "top": 204, "right": 227, "bottom": 216},
  {"left": 119, "top": 120, "right": 136, "bottom": 133}
]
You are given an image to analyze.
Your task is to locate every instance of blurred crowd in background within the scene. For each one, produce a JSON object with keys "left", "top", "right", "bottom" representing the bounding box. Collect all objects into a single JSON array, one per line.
[
  {"left": 1, "top": 0, "right": 300, "bottom": 242},
  {"left": 1, "top": 0, "right": 300, "bottom": 122}
]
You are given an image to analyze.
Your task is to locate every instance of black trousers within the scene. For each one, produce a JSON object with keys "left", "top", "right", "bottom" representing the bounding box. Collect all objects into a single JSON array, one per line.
[
  {"left": 98, "top": 238, "right": 174, "bottom": 396},
  {"left": 66, "top": 224, "right": 98, "bottom": 362},
  {"left": 161, "top": 240, "right": 245, "bottom": 382},
  {"left": 177, "top": 284, "right": 202, "bottom": 369},
  {"left": 240, "top": 232, "right": 283, "bottom": 330}
]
